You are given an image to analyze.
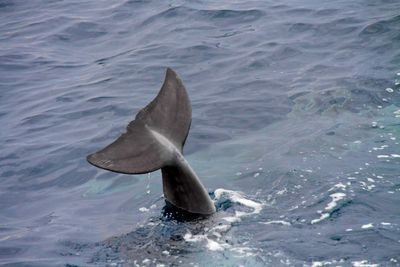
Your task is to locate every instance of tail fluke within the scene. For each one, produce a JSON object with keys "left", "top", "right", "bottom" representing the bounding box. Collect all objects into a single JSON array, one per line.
[
  {"left": 136, "top": 67, "right": 192, "bottom": 152},
  {"left": 87, "top": 68, "right": 215, "bottom": 215},
  {"left": 87, "top": 68, "right": 191, "bottom": 174}
]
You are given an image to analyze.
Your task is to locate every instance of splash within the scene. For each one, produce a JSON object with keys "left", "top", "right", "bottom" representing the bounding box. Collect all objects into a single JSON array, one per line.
[
  {"left": 311, "top": 192, "right": 346, "bottom": 224},
  {"left": 183, "top": 188, "right": 263, "bottom": 256}
]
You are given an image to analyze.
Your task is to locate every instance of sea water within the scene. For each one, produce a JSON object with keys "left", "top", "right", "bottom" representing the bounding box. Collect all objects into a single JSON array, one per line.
[{"left": 0, "top": 0, "right": 399, "bottom": 266}]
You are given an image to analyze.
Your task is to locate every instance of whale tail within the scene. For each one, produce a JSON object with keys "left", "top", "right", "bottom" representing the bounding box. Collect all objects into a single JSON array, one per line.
[
  {"left": 87, "top": 68, "right": 215, "bottom": 215},
  {"left": 87, "top": 68, "right": 191, "bottom": 174}
]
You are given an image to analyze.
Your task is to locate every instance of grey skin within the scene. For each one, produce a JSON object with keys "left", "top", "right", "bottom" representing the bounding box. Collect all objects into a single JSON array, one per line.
[{"left": 87, "top": 68, "right": 216, "bottom": 215}]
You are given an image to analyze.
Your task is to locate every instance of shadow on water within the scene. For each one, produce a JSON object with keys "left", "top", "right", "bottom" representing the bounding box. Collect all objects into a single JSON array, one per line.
[
  {"left": 61, "top": 192, "right": 265, "bottom": 266},
  {"left": 90, "top": 205, "right": 210, "bottom": 266},
  {"left": 60, "top": 201, "right": 213, "bottom": 266}
]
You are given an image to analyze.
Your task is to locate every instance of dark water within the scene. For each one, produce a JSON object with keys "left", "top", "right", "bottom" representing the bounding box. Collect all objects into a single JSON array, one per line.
[{"left": 1, "top": 0, "right": 400, "bottom": 266}]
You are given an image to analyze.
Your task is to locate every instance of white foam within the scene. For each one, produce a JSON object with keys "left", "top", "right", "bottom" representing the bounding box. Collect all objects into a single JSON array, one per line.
[
  {"left": 385, "top": 88, "right": 394, "bottom": 93},
  {"left": 230, "top": 246, "right": 255, "bottom": 257},
  {"left": 377, "top": 155, "right": 389, "bottom": 158},
  {"left": 311, "top": 213, "right": 329, "bottom": 224},
  {"left": 360, "top": 181, "right": 375, "bottom": 191},
  {"left": 139, "top": 207, "right": 149, "bottom": 212},
  {"left": 361, "top": 223, "right": 373, "bottom": 229},
  {"left": 352, "top": 260, "right": 379, "bottom": 267},
  {"left": 183, "top": 189, "right": 263, "bottom": 256},
  {"left": 223, "top": 216, "right": 240, "bottom": 223},
  {"left": 311, "top": 262, "right": 324, "bottom": 267},
  {"left": 381, "top": 222, "right": 391, "bottom": 226},
  {"left": 142, "top": 258, "right": 151, "bottom": 264},
  {"left": 206, "top": 238, "right": 225, "bottom": 251},
  {"left": 276, "top": 188, "right": 287, "bottom": 195},
  {"left": 325, "top": 193, "right": 346, "bottom": 211},
  {"left": 214, "top": 188, "right": 263, "bottom": 214},
  {"left": 376, "top": 154, "right": 399, "bottom": 159},
  {"left": 184, "top": 232, "right": 226, "bottom": 251},
  {"left": 373, "top": 145, "right": 388, "bottom": 151},
  {"left": 161, "top": 250, "right": 170, "bottom": 256},
  {"left": 329, "top": 183, "right": 346, "bottom": 191},
  {"left": 212, "top": 224, "right": 231, "bottom": 232}
]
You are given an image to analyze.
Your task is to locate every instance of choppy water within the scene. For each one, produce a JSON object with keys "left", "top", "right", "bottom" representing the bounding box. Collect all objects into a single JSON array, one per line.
[{"left": 1, "top": 0, "right": 400, "bottom": 266}]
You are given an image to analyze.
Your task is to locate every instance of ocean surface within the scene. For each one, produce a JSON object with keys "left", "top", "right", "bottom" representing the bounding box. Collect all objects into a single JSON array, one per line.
[{"left": 1, "top": 0, "right": 400, "bottom": 266}]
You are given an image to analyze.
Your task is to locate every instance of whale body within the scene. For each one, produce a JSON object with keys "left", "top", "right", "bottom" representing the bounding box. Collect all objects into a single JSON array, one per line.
[{"left": 87, "top": 68, "right": 216, "bottom": 215}]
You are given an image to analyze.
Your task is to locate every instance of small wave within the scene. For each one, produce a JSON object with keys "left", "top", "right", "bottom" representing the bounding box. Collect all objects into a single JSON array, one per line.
[
  {"left": 289, "top": 22, "right": 315, "bottom": 33},
  {"left": 315, "top": 8, "right": 339, "bottom": 16},
  {"left": 360, "top": 21, "right": 390, "bottom": 36},
  {"left": 214, "top": 188, "right": 263, "bottom": 216},
  {"left": 311, "top": 192, "right": 347, "bottom": 224},
  {"left": 260, "top": 220, "right": 291, "bottom": 226},
  {"left": 0, "top": 246, "right": 24, "bottom": 257},
  {"left": 198, "top": 9, "right": 264, "bottom": 23},
  {"left": 284, "top": 7, "right": 313, "bottom": 15},
  {"left": 183, "top": 188, "right": 263, "bottom": 255},
  {"left": 269, "top": 46, "right": 302, "bottom": 61},
  {"left": 0, "top": 1, "right": 13, "bottom": 9},
  {"left": 140, "top": 6, "right": 194, "bottom": 26},
  {"left": 141, "top": 7, "right": 264, "bottom": 27},
  {"left": 54, "top": 21, "right": 107, "bottom": 42}
]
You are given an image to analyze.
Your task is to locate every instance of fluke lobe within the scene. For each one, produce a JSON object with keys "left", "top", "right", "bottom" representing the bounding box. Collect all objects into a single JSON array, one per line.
[{"left": 87, "top": 68, "right": 216, "bottom": 215}]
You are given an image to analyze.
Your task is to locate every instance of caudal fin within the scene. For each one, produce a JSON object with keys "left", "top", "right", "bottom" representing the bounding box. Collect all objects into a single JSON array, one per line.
[{"left": 87, "top": 68, "right": 192, "bottom": 174}]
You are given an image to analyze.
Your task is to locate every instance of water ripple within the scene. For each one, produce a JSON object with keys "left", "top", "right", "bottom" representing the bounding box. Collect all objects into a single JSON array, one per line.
[{"left": 1, "top": 0, "right": 400, "bottom": 265}]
